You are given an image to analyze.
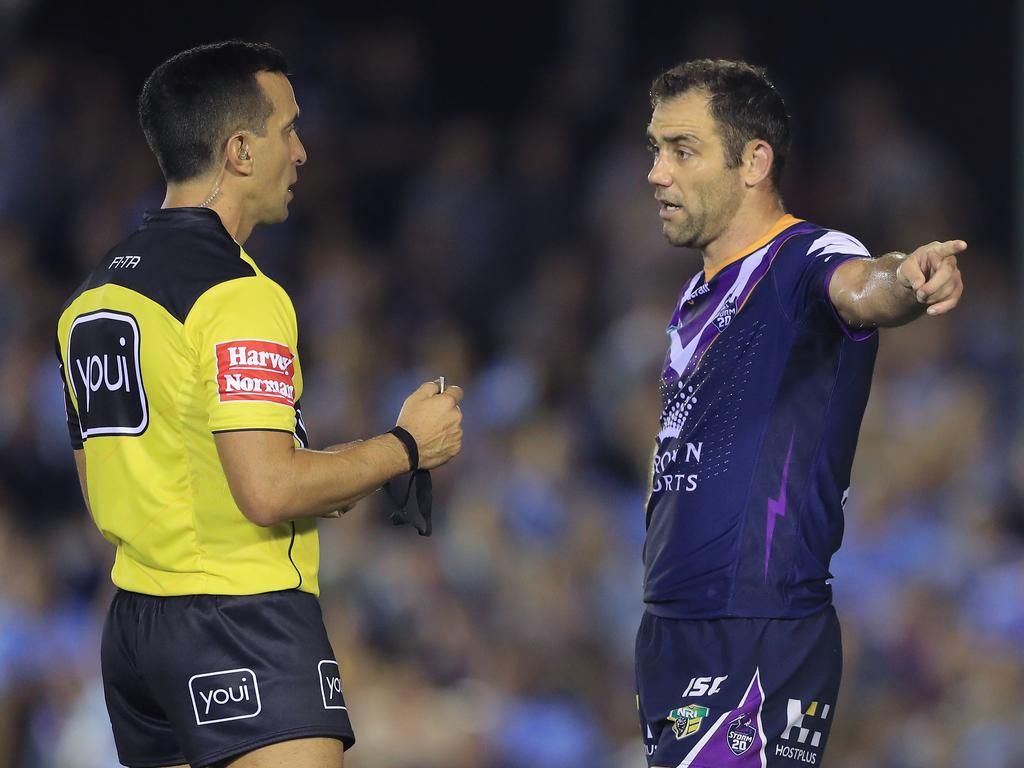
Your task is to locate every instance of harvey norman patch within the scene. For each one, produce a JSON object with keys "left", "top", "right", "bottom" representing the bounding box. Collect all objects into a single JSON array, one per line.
[{"left": 215, "top": 339, "right": 295, "bottom": 406}]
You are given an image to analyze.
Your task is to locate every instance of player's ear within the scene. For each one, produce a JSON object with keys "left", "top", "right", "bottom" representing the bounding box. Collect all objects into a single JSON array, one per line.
[
  {"left": 743, "top": 139, "right": 774, "bottom": 188},
  {"left": 225, "top": 133, "right": 254, "bottom": 176}
]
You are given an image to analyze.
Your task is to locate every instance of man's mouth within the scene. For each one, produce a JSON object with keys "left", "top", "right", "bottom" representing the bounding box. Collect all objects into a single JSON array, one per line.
[{"left": 659, "top": 199, "right": 682, "bottom": 218}]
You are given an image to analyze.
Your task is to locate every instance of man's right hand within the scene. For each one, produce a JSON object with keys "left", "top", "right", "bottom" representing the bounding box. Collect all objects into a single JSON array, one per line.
[{"left": 395, "top": 380, "right": 464, "bottom": 470}]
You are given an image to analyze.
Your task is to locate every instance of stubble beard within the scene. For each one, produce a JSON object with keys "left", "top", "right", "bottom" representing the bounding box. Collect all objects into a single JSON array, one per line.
[
  {"left": 663, "top": 210, "right": 707, "bottom": 249},
  {"left": 663, "top": 175, "right": 743, "bottom": 251}
]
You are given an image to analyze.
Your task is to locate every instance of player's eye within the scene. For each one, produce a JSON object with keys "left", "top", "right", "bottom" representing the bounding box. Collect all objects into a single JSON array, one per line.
[
  {"left": 676, "top": 148, "right": 692, "bottom": 160},
  {"left": 647, "top": 142, "right": 659, "bottom": 156}
]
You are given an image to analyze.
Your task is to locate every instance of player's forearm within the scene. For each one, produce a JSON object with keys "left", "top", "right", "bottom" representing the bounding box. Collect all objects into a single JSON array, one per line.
[{"left": 830, "top": 253, "right": 924, "bottom": 329}]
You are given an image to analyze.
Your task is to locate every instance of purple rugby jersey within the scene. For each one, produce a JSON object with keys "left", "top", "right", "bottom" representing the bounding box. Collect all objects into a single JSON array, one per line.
[{"left": 643, "top": 215, "right": 879, "bottom": 619}]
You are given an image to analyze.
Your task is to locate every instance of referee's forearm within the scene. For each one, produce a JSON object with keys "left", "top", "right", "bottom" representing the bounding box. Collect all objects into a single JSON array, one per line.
[
  {"left": 272, "top": 433, "right": 410, "bottom": 523},
  {"left": 215, "top": 429, "right": 411, "bottom": 526}
]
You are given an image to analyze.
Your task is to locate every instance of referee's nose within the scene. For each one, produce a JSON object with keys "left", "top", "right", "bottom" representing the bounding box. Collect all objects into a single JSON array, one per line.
[{"left": 293, "top": 133, "right": 307, "bottom": 167}]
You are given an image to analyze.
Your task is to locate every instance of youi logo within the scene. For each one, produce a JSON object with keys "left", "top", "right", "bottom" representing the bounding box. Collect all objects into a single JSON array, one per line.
[
  {"left": 318, "top": 660, "right": 347, "bottom": 710},
  {"left": 67, "top": 310, "right": 148, "bottom": 437},
  {"left": 188, "top": 668, "right": 262, "bottom": 725}
]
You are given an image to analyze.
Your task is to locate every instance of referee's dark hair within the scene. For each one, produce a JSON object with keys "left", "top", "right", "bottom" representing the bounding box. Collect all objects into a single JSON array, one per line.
[
  {"left": 139, "top": 41, "right": 288, "bottom": 183},
  {"left": 650, "top": 59, "right": 791, "bottom": 189}
]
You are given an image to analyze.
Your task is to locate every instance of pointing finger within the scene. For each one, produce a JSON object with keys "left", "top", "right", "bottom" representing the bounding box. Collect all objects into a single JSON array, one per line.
[{"left": 936, "top": 239, "right": 968, "bottom": 257}]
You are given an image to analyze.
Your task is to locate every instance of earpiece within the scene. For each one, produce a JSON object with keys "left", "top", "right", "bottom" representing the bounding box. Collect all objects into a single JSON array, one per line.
[{"left": 239, "top": 145, "right": 250, "bottom": 161}]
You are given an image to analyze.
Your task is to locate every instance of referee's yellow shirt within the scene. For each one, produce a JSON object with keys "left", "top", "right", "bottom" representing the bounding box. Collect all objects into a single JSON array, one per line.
[{"left": 55, "top": 207, "right": 319, "bottom": 597}]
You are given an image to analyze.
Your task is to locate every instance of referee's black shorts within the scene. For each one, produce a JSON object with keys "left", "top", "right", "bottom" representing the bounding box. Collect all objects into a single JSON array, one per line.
[{"left": 101, "top": 589, "right": 355, "bottom": 768}]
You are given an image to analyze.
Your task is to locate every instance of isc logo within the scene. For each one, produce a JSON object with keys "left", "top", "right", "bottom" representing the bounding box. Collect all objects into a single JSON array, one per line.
[
  {"left": 318, "top": 660, "right": 347, "bottom": 710},
  {"left": 67, "top": 311, "right": 148, "bottom": 437},
  {"left": 681, "top": 675, "right": 728, "bottom": 697},
  {"left": 188, "top": 668, "right": 262, "bottom": 726}
]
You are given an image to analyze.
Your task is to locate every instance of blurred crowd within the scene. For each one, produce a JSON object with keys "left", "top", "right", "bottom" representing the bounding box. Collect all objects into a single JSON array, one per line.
[{"left": 1, "top": 7, "right": 1022, "bottom": 768}]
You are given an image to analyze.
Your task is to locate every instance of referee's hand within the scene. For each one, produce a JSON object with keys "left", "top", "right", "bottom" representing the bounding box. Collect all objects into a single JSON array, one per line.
[{"left": 395, "top": 380, "right": 464, "bottom": 470}]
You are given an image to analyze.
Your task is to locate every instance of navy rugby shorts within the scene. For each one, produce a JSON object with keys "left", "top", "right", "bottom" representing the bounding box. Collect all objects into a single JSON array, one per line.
[
  {"left": 101, "top": 589, "right": 355, "bottom": 767},
  {"left": 635, "top": 607, "right": 841, "bottom": 767}
]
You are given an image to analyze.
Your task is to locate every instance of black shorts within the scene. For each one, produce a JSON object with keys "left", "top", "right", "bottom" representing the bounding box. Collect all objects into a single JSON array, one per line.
[
  {"left": 635, "top": 607, "right": 842, "bottom": 767},
  {"left": 101, "top": 589, "right": 355, "bottom": 768}
]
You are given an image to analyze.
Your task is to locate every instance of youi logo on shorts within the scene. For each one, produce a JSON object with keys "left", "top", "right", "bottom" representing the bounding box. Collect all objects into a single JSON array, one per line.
[
  {"left": 318, "top": 660, "right": 347, "bottom": 710},
  {"left": 188, "top": 668, "right": 262, "bottom": 725}
]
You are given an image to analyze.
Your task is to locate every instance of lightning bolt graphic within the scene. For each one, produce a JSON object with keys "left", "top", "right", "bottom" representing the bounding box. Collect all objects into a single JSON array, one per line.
[{"left": 765, "top": 429, "right": 796, "bottom": 581}]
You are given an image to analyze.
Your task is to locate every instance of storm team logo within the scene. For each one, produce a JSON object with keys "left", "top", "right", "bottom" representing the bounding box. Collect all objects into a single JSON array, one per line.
[
  {"left": 711, "top": 294, "right": 738, "bottom": 331},
  {"left": 727, "top": 714, "right": 755, "bottom": 755}
]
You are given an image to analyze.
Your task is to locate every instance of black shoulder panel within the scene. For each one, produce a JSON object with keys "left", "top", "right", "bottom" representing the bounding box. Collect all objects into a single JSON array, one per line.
[{"left": 65, "top": 208, "right": 256, "bottom": 323}]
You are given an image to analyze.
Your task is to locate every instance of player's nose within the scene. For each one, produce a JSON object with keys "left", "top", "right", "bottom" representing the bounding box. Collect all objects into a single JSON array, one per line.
[{"left": 647, "top": 157, "right": 671, "bottom": 187}]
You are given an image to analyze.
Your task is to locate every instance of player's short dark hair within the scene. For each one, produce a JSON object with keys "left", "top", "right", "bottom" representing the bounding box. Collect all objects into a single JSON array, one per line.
[
  {"left": 138, "top": 41, "right": 288, "bottom": 183},
  {"left": 650, "top": 59, "right": 790, "bottom": 188}
]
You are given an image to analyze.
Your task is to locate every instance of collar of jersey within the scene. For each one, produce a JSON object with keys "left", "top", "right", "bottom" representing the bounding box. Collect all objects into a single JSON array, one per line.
[
  {"left": 703, "top": 213, "right": 804, "bottom": 282},
  {"left": 142, "top": 206, "right": 232, "bottom": 236}
]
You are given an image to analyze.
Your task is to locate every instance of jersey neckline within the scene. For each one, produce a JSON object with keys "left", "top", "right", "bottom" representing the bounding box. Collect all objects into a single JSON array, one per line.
[
  {"left": 703, "top": 214, "right": 804, "bottom": 282},
  {"left": 141, "top": 207, "right": 232, "bottom": 236}
]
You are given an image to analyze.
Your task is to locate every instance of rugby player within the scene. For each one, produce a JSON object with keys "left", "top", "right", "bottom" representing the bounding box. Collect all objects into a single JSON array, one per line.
[
  {"left": 636, "top": 59, "right": 964, "bottom": 767},
  {"left": 54, "top": 42, "right": 463, "bottom": 768}
]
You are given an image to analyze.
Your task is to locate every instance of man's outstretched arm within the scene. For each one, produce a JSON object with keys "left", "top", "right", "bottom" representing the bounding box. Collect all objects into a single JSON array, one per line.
[{"left": 829, "top": 239, "right": 966, "bottom": 329}]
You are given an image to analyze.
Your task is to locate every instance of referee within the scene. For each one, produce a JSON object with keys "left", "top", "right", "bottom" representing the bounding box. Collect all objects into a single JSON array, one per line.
[{"left": 54, "top": 41, "right": 463, "bottom": 768}]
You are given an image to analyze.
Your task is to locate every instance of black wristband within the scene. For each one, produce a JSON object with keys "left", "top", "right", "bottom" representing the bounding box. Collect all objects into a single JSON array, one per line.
[{"left": 387, "top": 426, "right": 419, "bottom": 472}]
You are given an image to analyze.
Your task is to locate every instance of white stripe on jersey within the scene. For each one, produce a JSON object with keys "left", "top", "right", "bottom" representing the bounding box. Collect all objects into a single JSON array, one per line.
[
  {"left": 808, "top": 231, "right": 871, "bottom": 260},
  {"left": 668, "top": 243, "right": 772, "bottom": 376}
]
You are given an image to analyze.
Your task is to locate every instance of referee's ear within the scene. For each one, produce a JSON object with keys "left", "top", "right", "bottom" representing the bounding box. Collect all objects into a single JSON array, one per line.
[{"left": 225, "top": 133, "right": 254, "bottom": 176}]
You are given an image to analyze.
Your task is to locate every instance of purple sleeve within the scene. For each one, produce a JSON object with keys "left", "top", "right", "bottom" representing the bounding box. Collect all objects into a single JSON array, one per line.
[
  {"left": 774, "top": 229, "right": 877, "bottom": 340},
  {"left": 820, "top": 255, "right": 877, "bottom": 342}
]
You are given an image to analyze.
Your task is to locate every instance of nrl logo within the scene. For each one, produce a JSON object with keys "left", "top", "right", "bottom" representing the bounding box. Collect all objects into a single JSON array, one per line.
[
  {"left": 712, "top": 294, "right": 738, "bottom": 331},
  {"left": 727, "top": 714, "right": 756, "bottom": 755},
  {"left": 668, "top": 704, "right": 709, "bottom": 740}
]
